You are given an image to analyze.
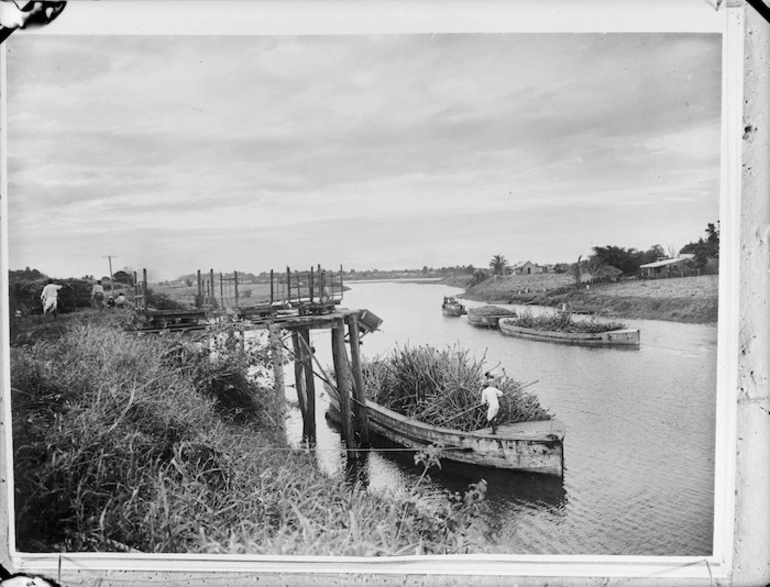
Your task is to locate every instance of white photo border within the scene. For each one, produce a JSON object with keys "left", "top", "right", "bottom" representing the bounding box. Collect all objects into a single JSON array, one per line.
[{"left": 0, "top": 1, "right": 744, "bottom": 583}]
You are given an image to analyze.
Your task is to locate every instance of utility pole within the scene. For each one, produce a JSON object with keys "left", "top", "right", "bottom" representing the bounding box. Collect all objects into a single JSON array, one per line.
[{"left": 103, "top": 255, "right": 117, "bottom": 296}]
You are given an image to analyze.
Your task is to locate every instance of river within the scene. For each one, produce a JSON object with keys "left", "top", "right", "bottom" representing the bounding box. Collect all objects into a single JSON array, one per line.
[{"left": 284, "top": 281, "right": 717, "bottom": 556}]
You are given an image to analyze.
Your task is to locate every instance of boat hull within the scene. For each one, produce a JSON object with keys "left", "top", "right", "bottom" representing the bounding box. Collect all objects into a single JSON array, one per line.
[
  {"left": 442, "top": 306, "right": 465, "bottom": 317},
  {"left": 466, "top": 313, "right": 500, "bottom": 328},
  {"left": 326, "top": 388, "right": 564, "bottom": 476},
  {"left": 499, "top": 319, "right": 640, "bottom": 347}
]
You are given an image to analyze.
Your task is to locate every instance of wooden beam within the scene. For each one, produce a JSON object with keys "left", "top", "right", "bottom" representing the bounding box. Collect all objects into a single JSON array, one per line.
[
  {"left": 310, "top": 266, "right": 315, "bottom": 303},
  {"left": 143, "top": 268, "right": 148, "bottom": 310},
  {"left": 331, "top": 319, "right": 354, "bottom": 450},
  {"left": 209, "top": 269, "right": 215, "bottom": 310},
  {"left": 234, "top": 271, "right": 239, "bottom": 308},
  {"left": 291, "top": 331, "right": 308, "bottom": 429},
  {"left": 197, "top": 269, "right": 202, "bottom": 309},
  {"left": 301, "top": 328, "right": 316, "bottom": 441},
  {"left": 346, "top": 313, "right": 369, "bottom": 443},
  {"left": 269, "top": 324, "right": 286, "bottom": 438}
]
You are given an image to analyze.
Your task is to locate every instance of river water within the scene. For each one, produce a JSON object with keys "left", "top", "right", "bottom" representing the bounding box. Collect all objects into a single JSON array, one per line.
[{"left": 283, "top": 281, "right": 717, "bottom": 556}]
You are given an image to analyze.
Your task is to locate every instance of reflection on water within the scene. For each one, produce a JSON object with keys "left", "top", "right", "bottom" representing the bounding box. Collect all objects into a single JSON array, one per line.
[{"left": 284, "top": 281, "right": 717, "bottom": 556}]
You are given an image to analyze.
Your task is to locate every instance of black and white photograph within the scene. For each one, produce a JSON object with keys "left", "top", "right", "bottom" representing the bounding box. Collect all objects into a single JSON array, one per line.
[{"left": 1, "top": 1, "right": 768, "bottom": 585}]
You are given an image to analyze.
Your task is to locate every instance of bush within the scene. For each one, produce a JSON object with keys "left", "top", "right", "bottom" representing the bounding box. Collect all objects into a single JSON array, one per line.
[{"left": 11, "top": 321, "right": 277, "bottom": 551}]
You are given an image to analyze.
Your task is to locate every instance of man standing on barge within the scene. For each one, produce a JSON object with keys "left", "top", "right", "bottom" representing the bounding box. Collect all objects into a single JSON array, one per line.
[{"left": 481, "top": 371, "right": 504, "bottom": 435}]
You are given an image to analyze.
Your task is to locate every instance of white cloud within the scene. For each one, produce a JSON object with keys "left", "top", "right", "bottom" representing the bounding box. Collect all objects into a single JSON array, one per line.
[{"left": 6, "top": 33, "right": 722, "bottom": 279}]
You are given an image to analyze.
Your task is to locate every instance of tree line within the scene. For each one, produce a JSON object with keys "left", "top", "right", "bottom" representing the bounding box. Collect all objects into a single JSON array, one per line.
[{"left": 486, "top": 221, "right": 720, "bottom": 278}]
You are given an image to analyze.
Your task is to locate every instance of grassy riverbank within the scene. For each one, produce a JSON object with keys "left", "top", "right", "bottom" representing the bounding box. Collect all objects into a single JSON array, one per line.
[
  {"left": 9, "top": 310, "right": 493, "bottom": 554},
  {"left": 456, "top": 274, "right": 718, "bottom": 323}
]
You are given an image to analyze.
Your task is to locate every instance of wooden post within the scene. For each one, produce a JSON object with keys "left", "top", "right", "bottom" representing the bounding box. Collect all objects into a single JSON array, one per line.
[
  {"left": 346, "top": 313, "right": 369, "bottom": 443},
  {"left": 270, "top": 269, "right": 274, "bottom": 304},
  {"left": 197, "top": 269, "right": 202, "bottom": 309},
  {"left": 309, "top": 266, "right": 315, "bottom": 302},
  {"left": 234, "top": 271, "right": 239, "bottom": 308},
  {"left": 286, "top": 267, "right": 291, "bottom": 303},
  {"left": 269, "top": 324, "right": 286, "bottom": 437},
  {"left": 331, "top": 320, "right": 354, "bottom": 450},
  {"left": 209, "top": 269, "right": 215, "bottom": 310},
  {"left": 301, "top": 329, "right": 316, "bottom": 441},
  {"left": 142, "top": 268, "right": 148, "bottom": 310},
  {"left": 219, "top": 272, "right": 224, "bottom": 309},
  {"left": 291, "top": 331, "right": 308, "bottom": 429}
]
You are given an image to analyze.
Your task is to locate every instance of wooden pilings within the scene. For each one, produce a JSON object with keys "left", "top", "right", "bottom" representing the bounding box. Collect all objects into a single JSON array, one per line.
[
  {"left": 291, "top": 328, "right": 317, "bottom": 442},
  {"left": 331, "top": 319, "right": 355, "bottom": 450},
  {"left": 301, "top": 329, "right": 316, "bottom": 441},
  {"left": 269, "top": 323, "right": 286, "bottom": 439},
  {"left": 292, "top": 332, "right": 308, "bottom": 428},
  {"left": 345, "top": 313, "right": 369, "bottom": 444}
]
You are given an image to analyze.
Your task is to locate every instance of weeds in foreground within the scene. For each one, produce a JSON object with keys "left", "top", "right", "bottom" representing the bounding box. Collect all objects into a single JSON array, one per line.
[{"left": 11, "top": 317, "right": 495, "bottom": 555}]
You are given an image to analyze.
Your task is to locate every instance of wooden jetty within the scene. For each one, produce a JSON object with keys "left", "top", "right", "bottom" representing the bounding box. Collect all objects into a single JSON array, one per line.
[
  {"left": 129, "top": 265, "right": 382, "bottom": 450},
  {"left": 130, "top": 265, "right": 346, "bottom": 332}
]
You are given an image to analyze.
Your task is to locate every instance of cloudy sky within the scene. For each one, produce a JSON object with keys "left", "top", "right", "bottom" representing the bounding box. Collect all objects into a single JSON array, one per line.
[{"left": 5, "top": 32, "right": 721, "bottom": 281}]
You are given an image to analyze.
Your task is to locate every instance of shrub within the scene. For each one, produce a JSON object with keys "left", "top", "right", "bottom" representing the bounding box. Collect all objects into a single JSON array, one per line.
[{"left": 10, "top": 320, "right": 277, "bottom": 551}]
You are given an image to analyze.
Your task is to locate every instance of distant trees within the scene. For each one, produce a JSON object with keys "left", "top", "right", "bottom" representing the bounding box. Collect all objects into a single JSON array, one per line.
[
  {"left": 9, "top": 267, "right": 47, "bottom": 281},
  {"left": 589, "top": 245, "right": 663, "bottom": 275},
  {"left": 112, "top": 270, "right": 133, "bottom": 285},
  {"left": 470, "top": 269, "right": 489, "bottom": 286},
  {"left": 680, "top": 221, "right": 720, "bottom": 268},
  {"left": 489, "top": 254, "right": 508, "bottom": 276}
]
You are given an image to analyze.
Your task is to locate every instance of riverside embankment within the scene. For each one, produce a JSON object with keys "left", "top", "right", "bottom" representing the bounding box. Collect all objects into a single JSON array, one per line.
[{"left": 448, "top": 274, "right": 718, "bottom": 323}]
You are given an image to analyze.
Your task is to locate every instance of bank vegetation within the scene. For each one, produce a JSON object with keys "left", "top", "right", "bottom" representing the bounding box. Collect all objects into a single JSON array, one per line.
[{"left": 9, "top": 311, "right": 496, "bottom": 555}]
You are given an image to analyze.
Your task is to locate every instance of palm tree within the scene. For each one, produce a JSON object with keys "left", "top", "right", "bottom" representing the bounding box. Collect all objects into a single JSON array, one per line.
[{"left": 489, "top": 254, "right": 508, "bottom": 276}]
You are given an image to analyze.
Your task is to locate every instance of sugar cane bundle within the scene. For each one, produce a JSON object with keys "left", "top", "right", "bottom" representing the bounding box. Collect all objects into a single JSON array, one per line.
[
  {"left": 467, "top": 305, "right": 517, "bottom": 318},
  {"left": 510, "top": 310, "right": 627, "bottom": 334},
  {"left": 361, "top": 344, "right": 552, "bottom": 432}
]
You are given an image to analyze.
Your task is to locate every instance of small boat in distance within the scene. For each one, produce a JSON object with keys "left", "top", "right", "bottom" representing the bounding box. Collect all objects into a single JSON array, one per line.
[
  {"left": 441, "top": 295, "right": 467, "bottom": 316},
  {"left": 326, "top": 385, "right": 565, "bottom": 476}
]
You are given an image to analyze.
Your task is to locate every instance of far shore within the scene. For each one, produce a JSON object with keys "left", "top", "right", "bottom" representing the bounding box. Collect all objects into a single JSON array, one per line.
[{"left": 416, "top": 273, "right": 719, "bottom": 324}]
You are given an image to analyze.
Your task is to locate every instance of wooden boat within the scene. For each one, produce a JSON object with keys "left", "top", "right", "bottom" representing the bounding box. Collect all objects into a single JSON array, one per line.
[
  {"left": 498, "top": 318, "right": 640, "bottom": 347},
  {"left": 441, "top": 295, "right": 466, "bottom": 316},
  {"left": 466, "top": 307, "right": 516, "bottom": 329},
  {"left": 326, "top": 385, "right": 565, "bottom": 476}
]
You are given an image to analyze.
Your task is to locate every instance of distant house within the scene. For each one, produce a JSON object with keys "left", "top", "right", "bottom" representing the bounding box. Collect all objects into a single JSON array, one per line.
[
  {"left": 510, "top": 261, "right": 544, "bottom": 275},
  {"left": 639, "top": 255, "right": 695, "bottom": 278}
]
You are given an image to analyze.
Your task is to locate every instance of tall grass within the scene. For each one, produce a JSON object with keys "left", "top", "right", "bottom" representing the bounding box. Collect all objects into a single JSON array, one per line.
[
  {"left": 10, "top": 316, "right": 494, "bottom": 554},
  {"left": 363, "top": 345, "right": 552, "bottom": 431}
]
